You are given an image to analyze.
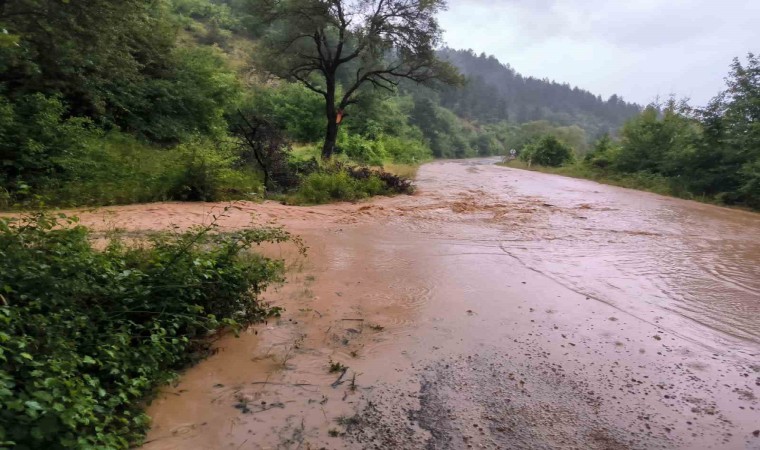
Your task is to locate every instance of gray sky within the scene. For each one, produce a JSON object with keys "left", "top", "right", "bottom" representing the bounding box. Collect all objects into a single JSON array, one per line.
[{"left": 439, "top": 0, "right": 759, "bottom": 106}]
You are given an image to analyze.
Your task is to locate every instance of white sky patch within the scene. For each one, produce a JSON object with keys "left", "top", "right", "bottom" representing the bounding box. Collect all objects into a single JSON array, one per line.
[{"left": 439, "top": 0, "right": 760, "bottom": 105}]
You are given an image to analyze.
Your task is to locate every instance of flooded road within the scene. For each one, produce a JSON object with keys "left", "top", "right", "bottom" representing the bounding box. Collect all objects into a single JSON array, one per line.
[{"left": 81, "top": 158, "right": 760, "bottom": 449}]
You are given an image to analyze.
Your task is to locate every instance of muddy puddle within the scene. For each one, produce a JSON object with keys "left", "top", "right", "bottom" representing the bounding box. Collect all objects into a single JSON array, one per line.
[{"left": 75, "top": 158, "right": 760, "bottom": 449}]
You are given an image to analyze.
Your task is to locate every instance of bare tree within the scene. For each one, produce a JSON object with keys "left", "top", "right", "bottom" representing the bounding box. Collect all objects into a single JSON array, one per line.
[
  {"left": 232, "top": 111, "right": 296, "bottom": 193},
  {"left": 255, "top": 0, "right": 461, "bottom": 159}
]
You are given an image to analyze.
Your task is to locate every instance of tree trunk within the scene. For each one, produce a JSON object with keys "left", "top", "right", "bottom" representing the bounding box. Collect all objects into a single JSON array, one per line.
[
  {"left": 322, "top": 77, "right": 338, "bottom": 159},
  {"left": 322, "top": 114, "right": 338, "bottom": 159}
]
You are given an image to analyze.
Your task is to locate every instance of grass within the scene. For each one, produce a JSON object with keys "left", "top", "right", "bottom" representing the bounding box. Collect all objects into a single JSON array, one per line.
[
  {"left": 4, "top": 133, "right": 265, "bottom": 210},
  {"left": 287, "top": 170, "right": 388, "bottom": 205},
  {"left": 383, "top": 163, "right": 419, "bottom": 180},
  {"left": 498, "top": 159, "right": 682, "bottom": 199},
  {"left": 499, "top": 159, "right": 758, "bottom": 210}
]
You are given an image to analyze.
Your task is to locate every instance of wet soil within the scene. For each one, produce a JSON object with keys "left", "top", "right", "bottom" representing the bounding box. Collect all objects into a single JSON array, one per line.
[{"left": 73, "top": 158, "right": 760, "bottom": 449}]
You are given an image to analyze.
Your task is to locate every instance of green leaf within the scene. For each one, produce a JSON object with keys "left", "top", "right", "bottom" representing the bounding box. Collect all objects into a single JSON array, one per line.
[{"left": 24, "top": 400, "right": 43, "bottom": 411}]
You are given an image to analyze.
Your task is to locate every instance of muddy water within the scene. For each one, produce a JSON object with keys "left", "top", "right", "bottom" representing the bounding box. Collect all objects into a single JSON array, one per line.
[{"left": 79, "top": 158, "right": 760, "bottom": 449}]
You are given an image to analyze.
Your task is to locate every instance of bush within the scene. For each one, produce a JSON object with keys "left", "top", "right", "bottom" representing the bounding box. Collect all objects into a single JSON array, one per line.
[
  {"left": 338, "top": 133, "right": 388, "bottom": 166},
  {"left": 584, "top": 134, "right": 618, "bottom": 169},
  {"left": 738, "top": 158, "right": 760, "bottom": 209},
  {"left": 0, "top": 212, "right": 294, "bottom": 448},
  {"left": 119, "top": 46, "right": 240, "bottom": 143},
  {"left": 5, "top": 134, "right": 264, "bottom": 208},
  {"left": 0, "top": 94, "right": 100, "bottom": 196},
  {"left": 243, "top": 83, "right": 324, "bottom": 143},
  {"left": 381, "top": 135, "right": 432, "bottom": 164},
  {"left": 345, "top": 165, "right": 415, "bottom": 195},
  {"left": 291, "top": 164, "right": 413, "bottom": 204},
  {"left": 293, "top": 171, "right": 384, "bottom": 204},
  {"left": 169, "top": 139, "right": 240, "bottom": 201},
  {"left": 521, "top": 135, "right": 575, "bottom": 167}
]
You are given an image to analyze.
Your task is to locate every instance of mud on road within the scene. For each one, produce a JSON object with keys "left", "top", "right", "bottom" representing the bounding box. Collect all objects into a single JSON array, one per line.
[{"left": 76, "top": 158, "right": 760, "bottom": 449}]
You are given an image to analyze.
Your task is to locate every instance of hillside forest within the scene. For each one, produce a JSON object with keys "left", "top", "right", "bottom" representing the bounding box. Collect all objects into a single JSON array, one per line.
[{"left": 1, "top": 0, "right": 650, "bottom": 209}]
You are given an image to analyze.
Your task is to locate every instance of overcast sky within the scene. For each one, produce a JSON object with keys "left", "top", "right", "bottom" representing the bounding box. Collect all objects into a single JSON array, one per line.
[{"left": 438, "top": 0, "right": 759, "bottom": 106}]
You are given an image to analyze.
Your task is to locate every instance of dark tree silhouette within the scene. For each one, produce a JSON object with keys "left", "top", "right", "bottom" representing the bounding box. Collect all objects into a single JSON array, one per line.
[
  {"left": 233, "top": 111, "right": 296, "bottom": 193},
  {"left": 255, "top": 0, "right": 461, "bottom": 158}
]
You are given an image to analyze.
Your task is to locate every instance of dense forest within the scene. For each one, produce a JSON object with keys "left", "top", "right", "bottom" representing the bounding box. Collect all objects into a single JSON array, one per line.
[
  {"left": 509, "top": 55, "right": 760, "bottom": 210},
  {"left": 0, "top": 0, "right": 644, "bottom": 209},
  {"left": 437, "top": 49, "right": 642, "bottom": 137}
]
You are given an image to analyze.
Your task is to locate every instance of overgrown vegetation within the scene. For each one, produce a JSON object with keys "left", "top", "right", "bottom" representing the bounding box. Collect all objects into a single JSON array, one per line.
[
  {"left": 0, "top": 211, "right": 294, "bottom": 448},
  {"left": 290, "top": 163, "right": 414, "bottom": 205},
  {"left": 0, "top": 0, "right": 652, "bottom": 210},
  {"left": 520, "top": 135, "right": 574, "bottom": 167},
  {"left": 502, "top": 54, "right": 760, "bottom": 210}
]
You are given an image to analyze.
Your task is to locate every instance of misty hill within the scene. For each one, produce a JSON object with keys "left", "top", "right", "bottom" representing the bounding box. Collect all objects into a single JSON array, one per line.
[{"left": 438, "top": 48, "right": 642, "bottom": 137}]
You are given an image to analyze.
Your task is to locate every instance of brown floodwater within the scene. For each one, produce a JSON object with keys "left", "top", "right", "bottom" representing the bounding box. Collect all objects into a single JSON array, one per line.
[{"left": 76, "top": 158, "right": 760, "bottom": 449}]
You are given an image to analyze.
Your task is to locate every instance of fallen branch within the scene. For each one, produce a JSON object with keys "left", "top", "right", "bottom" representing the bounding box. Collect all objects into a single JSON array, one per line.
[{"left": 331, "top": 368, "right": 348, "bottom": 388}]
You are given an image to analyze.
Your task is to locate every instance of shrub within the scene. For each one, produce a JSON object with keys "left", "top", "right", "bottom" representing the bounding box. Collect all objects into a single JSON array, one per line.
[
  {"left": 738, "top": 158, "right": 760, "bottom": 209},
  {"left": 114, "top": 46, "right": 240, "bottom": 143},
  {"left": 243, "top": 83, "right": 324, "bottom": 143},
  {"left": 521, "top": 135, "right": 575, "bottom": 167},
  {"left": 293, "top": 171, "right": 378, "bottom": 204},
  {"left": 584, "top": 134, "right": 618, "bottom": 169},
  {"left": 345, "top": 165, "right": 415, "bottom": 195},
  {"left": 169, "top": 139, "right": 238, "bottom": 201},
  {"left": 291, "top": 163, "right": 414, "bottom": 205},
  {"left": 0, "top": 212, "right": 294, "bottom": 448},
  {"left": 0, "top": 94, "right": 100, "bottom": 197},
  {"left": 23, "top": 135, "right": 263, "bottom": 208},
  {"left": 381, "top": 135, "right": 432, "bottom": 164},
  {"left": 338, "top": 133, "right": 388, "bottom": 166}
]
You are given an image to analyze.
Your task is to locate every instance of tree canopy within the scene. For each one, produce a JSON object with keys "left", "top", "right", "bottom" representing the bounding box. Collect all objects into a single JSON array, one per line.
[{"left": 254, "top": 0, "right": 461, "bottom": 158}]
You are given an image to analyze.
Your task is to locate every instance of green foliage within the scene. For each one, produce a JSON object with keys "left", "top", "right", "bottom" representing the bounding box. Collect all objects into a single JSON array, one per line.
[
  {"left": 0, "top": 212, "right": 293, "bottom": 448},
  {"left": 584, "top": 134, "right": 618, "bottom": 169},
  {"left": 381, "top": 136, "right": 432, "bottom": 164},
  {"left": 255, "top": 0, "right": 460, "bottom": 158},
  {"left": 338, "top": 132, "right": 388, "bottom": 166},
  {"left": 410, "top": 95, "right": 478, "bottom": 158},
  {"left": 521, "top": 135, "right": 575, "bottom": 167},
  {"left": 513, "top": 55, "right": 760, "bottom": 209},
  {"left": 738, "top": 158, "right": 760, "bottom": 208},
  {"left": 0, "top": 94, "right": 99, "bottom": 194},
  {"left": 3, "top": 133, "right": 263, "bottom": 208},
  {"left": 169, "top": 138, "right": 260, "bottom": 202},
  {"left": 292, "top": 170, "right": 387, "bottom": 204},
  {"left": 119, "top": 46, "right": 241, "bottom": 143},
  {"left": 0, "top": 1, "right": 248, "bottom": 207},
  {"left": 290, "top": 162, "right": 414, "bottom": 204},
  {"left": 689, "top": 53, "right": 760, "bottom": 207},
  {"left": 473, "top": 132, "right": 505, "bottom": 156},
  {"left": 614, "top": 101, "right": 698, "bottom": 175},
  {"left": 172, "top": 0, "right": 241, "bottom": 32},
  {"left": 243, "top": 83, "right": 324, "bottom": 143},
  {"left": 37, "top": 133, "right": 184, "bottom": 207},
  {"left": 494, "top": 120, "right": 589, "bottom": 155},
  {"left": 0, "top": 0, "right": 178, "bottom": 120}
]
